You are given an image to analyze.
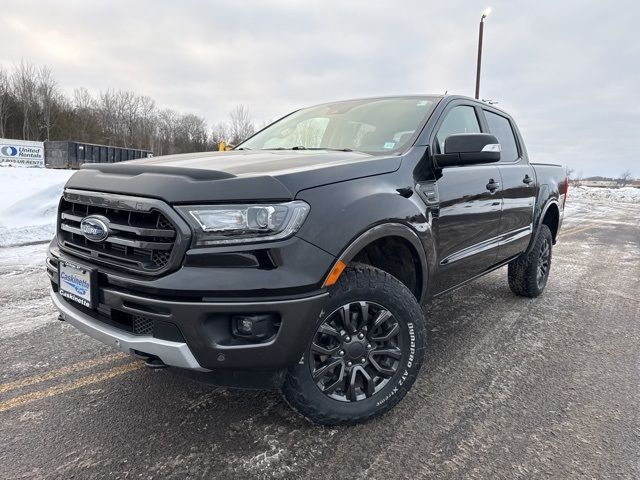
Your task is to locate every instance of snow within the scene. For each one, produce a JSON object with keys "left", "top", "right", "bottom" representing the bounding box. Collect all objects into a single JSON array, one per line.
[
  {"left": 0, "top": 166, "right": 74, "bottom": 247},
  {"left": 563, "top": 186, "right": 639, "bottom": 229},
  {"left": 569, "top": 185, "right": 640, "bottom": 204}
]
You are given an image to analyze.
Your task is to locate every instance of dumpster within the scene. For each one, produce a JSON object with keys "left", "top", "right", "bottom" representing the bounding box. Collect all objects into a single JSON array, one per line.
[{"left": 44, "top": 141, "right": 152, "bottom": 169}]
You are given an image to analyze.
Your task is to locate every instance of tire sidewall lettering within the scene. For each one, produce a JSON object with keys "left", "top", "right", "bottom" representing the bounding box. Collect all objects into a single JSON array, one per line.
[{"left": 375, "top": 322, "right": 417, "bottom": 407}]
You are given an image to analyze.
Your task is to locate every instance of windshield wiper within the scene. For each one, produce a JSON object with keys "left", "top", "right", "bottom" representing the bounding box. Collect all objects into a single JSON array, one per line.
[
  {"left": 263, "top": 146, "right": 353, "bottom": 152},
  {"left": 315, "top": 147, "right": 353, "bottom": 152},
  {"left": 294, "top": 146, "right": 355, "bottom": 152}
]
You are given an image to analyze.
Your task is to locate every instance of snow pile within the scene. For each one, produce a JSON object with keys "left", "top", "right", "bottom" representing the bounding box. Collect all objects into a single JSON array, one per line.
[
  {"left": 569, "top": 186, "right": 640, "bottom": 204},
  {"left": 0, "top": 167, "right": 74, "bottom": 247}
]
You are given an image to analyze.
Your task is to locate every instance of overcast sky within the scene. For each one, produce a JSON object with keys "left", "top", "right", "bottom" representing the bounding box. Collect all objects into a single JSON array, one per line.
[{"left": 2, "top": 0, "right": 638, "bottom": 177}]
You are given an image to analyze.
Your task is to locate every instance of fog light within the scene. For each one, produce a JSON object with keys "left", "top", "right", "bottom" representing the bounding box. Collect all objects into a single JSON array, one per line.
[
  {"left": 232, "top": 313, "right": 279, "bottom": 341},
  {"left": 237, "top": 318, "right": 254, "bottom": 335}
]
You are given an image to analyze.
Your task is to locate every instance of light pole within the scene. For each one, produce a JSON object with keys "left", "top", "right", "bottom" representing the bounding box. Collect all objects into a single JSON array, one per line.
[{"left": 475, "top": 7, "right": 492, "bottom": 100}]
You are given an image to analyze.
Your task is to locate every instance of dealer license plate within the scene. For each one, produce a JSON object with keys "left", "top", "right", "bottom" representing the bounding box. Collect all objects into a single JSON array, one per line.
[{"left": 59, "top": 261, "right": 95, "bottom": 309}]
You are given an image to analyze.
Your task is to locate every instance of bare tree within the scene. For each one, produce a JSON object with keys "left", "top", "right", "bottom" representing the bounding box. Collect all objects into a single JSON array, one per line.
[
  {"left": 574, "top": 171, "right": 584, "bottom": 187},
  {"left": 136, "top": 95, "right": 156, "bottom": 150},
  {"left": 120, "top": 91, "right": 141, "bottom": 148},
  {"left": 618, "top": 169, "right": 633, "bottom": 187},
  {"left": 72, "top": 87, "right": 98, "bottom": 142},
  {"left": 566, "top": 167, "right": 574, "bottom": 179},
  {"left": 229, "top": 104, "right": 255, "bottom": 145},
  {"left": 156, "top": 109, "right": 178, "bottom": 155},
  {"left": 11, "top": 60, "right": 38, "bottom": 140},
  {"left": 175, "top": 113, "right": 209, "bottom": 152},
  {"left": 97, "top": 89, "right": 132, "bottom": 146},
  {"left": 96, "top": 89, "right": 116, "bottom": 144},
  {"left": 0, "top": 68, "right": 11, "bottom": 138},
  {"left": 211, "top": 122, "right": 231, "bottom": 145},
  {"left": 35, "top": 65, "right": 60, "bottom": 140}
]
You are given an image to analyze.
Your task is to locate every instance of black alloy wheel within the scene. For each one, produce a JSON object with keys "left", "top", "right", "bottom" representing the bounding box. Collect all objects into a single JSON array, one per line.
[{"left": 310, "top": 301, "right": 402, "bottom": 402}]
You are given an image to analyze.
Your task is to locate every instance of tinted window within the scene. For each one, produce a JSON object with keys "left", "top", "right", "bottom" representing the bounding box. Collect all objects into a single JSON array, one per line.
[
  {"left": 436, "top": 106, "right": 481, "bottom": 153},
  {"left": 484, "top": 111, "right": 519, "bottom": 162}
]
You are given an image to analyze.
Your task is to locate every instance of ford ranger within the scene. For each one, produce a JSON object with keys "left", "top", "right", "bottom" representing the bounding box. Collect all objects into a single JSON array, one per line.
[{"left": 47, "top": 95, "right": 568, "bottom": 424}]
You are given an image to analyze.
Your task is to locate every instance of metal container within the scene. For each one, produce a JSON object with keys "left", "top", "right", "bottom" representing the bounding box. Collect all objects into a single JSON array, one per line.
[{"left": 44, "top": 141, "right": 152, "bottom": 169}]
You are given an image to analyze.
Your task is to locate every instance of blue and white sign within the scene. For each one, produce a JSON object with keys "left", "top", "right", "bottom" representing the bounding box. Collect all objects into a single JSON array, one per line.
[{"left": 0, "top": 138, "right": 45, "bottom": 167}]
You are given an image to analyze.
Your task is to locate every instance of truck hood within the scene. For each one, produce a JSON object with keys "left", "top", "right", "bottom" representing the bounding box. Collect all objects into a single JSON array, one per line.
[{"left": 66, "top": 150, "right": 402, "bottom": 203}]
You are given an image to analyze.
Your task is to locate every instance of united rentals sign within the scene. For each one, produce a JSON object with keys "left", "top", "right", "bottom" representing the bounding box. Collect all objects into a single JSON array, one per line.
[{"left": 0, "top": 138, "right": 45, "bottom": 167}]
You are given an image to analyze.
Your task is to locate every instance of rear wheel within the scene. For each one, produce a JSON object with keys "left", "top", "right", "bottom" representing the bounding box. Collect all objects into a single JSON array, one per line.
[
  {"left": 508, "top": 224, "right": 553, "bottom": 298},
  {"left": 282, "top": 264, "right": 425, "bottom": 425}
]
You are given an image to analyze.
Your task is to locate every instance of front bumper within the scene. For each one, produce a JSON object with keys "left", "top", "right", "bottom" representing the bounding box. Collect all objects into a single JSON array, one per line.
[
  {"left": 51, "top": 288, "right": 206, "bottom": 370},
  {"left": 48, "top": 246, "right": 330, "bottom": 371}
]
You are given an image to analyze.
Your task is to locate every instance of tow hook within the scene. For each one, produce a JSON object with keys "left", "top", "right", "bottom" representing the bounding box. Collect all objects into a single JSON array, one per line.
[
  {"left": 144, "top": 356, "right": 168, "bottom": 369},
  {"left": 133, "top": 350, "right": 168, "bottom": 369}
]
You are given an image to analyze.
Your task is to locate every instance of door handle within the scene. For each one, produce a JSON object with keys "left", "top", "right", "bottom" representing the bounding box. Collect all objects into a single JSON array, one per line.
[
  {"left": 486, "top": 179, "right": 500, "bottom": 193},
  {"left": 523, "top": 175, "right": 534, "bottom": 185}
]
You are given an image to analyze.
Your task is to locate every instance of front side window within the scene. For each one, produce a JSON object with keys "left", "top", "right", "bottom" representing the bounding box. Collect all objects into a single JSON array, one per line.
[
  {"left": 435, "top": 105, "right": 481, "bottom": 153},
  {"left": 484, "top": 110, "right": 519, "bottom": 162},
  {"left": 239, "top": 97, "right": 436, "bottom": 154}
]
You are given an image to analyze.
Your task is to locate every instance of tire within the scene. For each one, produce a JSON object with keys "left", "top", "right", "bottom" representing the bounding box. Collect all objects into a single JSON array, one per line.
[
  {"left": 282, "top": 264, "right": 426, "bottom": 425},
  {"left": 508, "top": 224, "right": 553, "bottom": 298}
]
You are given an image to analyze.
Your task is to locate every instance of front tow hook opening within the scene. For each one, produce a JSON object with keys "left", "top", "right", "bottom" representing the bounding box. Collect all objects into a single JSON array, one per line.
[{"left": 133, "top": 350, "right": 168, "bottom": 369}]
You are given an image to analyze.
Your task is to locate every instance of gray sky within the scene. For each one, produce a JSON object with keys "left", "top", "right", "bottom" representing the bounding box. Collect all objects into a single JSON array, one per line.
[{"left": 2, "top": 0, "right": 638, "bottom": 177}]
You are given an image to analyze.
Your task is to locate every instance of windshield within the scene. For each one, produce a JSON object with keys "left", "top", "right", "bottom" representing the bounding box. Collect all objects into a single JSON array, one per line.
[{"left": 238, "top": 97, "right": 437, "bottom": 154}]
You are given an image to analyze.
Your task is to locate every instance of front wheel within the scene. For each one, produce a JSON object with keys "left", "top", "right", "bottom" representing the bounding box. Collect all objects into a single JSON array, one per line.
[{"left": 282, "top": 264, "right": 425, "bottom": 425}]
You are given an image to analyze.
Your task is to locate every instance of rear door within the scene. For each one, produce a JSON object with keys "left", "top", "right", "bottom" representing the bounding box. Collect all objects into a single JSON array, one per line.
[
  {"left": 481, "top": 108, "right": 536, "bottom": 261},
  {"left": 428, "top": 102, "right": 503, "bottom": 293}
]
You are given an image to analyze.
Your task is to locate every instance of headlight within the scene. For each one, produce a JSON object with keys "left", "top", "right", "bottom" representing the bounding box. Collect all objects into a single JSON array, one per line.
[{"left": 175, "top": 201, "right": 310, "bottom": 246}]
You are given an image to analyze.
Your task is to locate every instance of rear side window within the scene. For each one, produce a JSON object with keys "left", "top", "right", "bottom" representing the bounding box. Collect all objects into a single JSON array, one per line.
[
  {"left": 484, "top": 111, "right": 519, "bottom": 162},
  {"left": 436, "top": 106, "right": 481, "bottom": 153}
]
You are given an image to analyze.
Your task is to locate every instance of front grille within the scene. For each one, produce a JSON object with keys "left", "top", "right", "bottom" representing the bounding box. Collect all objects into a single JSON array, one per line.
[{"left": 58, "top": 192, "right": 180, "bottom": 275}]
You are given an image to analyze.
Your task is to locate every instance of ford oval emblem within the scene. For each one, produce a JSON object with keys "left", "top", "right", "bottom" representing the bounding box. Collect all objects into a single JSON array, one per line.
[{"left": 80, "top": 215, "right": 110, "bottom": 242}]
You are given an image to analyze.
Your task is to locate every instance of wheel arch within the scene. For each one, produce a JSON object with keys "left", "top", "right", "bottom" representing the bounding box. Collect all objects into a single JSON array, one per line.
[
  {"left": 334, "top": 223, "right": 429, "bottom": 304},
  {"left": 526, "top": 199, "right": 560, "bottom": 254},
  {"left": 542, "top": 202, "right": 560, "bottom": 242}
]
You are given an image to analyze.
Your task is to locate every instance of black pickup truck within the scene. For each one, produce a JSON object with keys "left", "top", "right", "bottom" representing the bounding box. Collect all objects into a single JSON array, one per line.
[{"left": 48, "top": 95, "right": 567, "bottom": 424}]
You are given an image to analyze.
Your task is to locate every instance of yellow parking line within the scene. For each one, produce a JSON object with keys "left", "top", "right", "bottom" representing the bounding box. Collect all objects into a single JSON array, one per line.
[
  {"left": 561, "top": 225, "right": 596, "bottom": 237},
  {"left": 0, "top": 353, "right": 127, "bottom": 395},
  {"left": 0, "top": 362, "right": 144, "bottom": 413},
  {"left": 560, "top": 225, "right": 584, "bottom": 236}
]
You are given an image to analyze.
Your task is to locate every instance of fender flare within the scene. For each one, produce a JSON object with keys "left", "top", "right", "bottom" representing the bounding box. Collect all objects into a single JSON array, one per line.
[
  {"left": 526, "top": 199, "right": 560, "bottom": 254},
  {"left": 335, "top": 222, "right": 430, "bottom": 303}
]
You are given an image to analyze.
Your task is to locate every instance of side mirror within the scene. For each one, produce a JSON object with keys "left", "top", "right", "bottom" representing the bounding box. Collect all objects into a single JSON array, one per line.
[{"left": 433, "top": 133, "right": 501, "bottom": 168}]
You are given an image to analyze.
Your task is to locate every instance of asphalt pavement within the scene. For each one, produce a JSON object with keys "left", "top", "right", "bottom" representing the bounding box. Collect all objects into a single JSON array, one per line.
[{"left": 1, "top": 198, "right": 638, "bottom": 479}]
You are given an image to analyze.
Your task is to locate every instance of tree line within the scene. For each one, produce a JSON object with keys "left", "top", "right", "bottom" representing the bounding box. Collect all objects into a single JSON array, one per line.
[
  {"left": 0, "top": 61, "right": 256, "bottom": 155},
  {"left": 567, "top": 168, "right": 635, "bottom": 186}
]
